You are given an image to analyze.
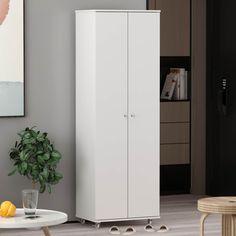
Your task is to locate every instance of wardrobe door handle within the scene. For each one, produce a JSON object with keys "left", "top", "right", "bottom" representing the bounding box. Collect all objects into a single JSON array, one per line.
[
  {"left": 217, "top": 77, "right": 227, "bottom": 116},
  {"left": 124, "top": 114, "right": 128, "bottom": 118},
  {"left": 130, "top": 114, "right": 135, "bottom": 118}
]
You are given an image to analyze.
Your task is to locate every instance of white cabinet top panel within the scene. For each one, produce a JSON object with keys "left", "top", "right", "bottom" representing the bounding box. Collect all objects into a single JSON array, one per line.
[{"left": 75, "top": 10, "right": 161, "bottom": 13}]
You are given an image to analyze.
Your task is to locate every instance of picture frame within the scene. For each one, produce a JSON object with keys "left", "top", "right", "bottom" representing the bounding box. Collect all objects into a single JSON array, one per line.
[{"left": 0, "top": 0, "right": 25, "bottom": 117}]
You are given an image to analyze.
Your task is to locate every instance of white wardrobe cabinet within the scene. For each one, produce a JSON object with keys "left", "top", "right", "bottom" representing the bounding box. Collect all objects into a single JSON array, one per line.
[{"left": 76, "top": 10, "right": 160, "bottom": 224}]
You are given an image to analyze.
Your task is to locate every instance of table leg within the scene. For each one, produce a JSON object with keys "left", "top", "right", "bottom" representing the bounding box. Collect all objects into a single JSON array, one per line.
[
  {"left": 222, "top": 214, "right": 236, "bottom": 236},
  {"left": 42, "top": 227, "right": 51, "bottom": 236},
  {"left": 232, "top": 215, "right": 236, "bottom": 236},
  {"left": 200, "top": 213, "right": 209, "bottom": 236}
]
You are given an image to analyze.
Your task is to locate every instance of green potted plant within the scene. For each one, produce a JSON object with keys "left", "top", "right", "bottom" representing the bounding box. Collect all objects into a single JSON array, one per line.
[{"left": 8, "top": 127, "right": 63, "bottom": 193}]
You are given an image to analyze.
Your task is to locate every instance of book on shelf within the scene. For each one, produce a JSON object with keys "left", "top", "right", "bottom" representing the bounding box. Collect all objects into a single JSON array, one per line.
[
  {"left": 161, "top": 68, "right": 188, "bottom": 101},
  {"left": 160, "top": 72, "right": 178, "bottom": 100},
  {"left": 184, "top": 70, "right": 188, "bottom": 100}
]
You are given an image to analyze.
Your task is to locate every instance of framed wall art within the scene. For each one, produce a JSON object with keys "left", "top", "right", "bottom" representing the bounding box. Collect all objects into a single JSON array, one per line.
[{"left": 0, "top": 0, "right": 24, "bottom": 117}]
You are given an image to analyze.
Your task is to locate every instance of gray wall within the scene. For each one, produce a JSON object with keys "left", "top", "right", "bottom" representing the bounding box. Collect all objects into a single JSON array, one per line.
[{"left": 0, "top": 0, "right": 146, "bottom": 220}]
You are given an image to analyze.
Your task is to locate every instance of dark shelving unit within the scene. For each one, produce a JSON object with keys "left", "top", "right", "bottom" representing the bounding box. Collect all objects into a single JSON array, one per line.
[{"left": 160, "top": 56, "right": 191, "bottom": 195}]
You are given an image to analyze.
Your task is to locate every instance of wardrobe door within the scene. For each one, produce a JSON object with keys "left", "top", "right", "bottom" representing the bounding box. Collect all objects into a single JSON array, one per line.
[
  {"left": 128, "top": 13, "right": 160, "bottom": 217},
  {"left": 95, "top": 12, "right": 128, "bottom": 220}
]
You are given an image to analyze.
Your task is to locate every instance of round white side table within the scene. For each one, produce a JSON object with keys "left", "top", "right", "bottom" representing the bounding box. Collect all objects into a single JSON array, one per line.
[{"left": 0, "top": 209, "right": 68, "bottom": 236}]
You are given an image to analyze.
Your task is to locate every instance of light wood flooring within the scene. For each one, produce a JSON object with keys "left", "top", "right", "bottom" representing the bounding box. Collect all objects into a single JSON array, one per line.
[{"left": 1, "top": 195, "right": 222, "bottom": 235}]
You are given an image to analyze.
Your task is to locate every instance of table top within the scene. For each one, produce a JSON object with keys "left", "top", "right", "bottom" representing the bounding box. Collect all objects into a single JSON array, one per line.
[
  {"left": 198, "top": 197, "right": 236, "bottom": 214},
  {"left": 0, "top": 209, "right": 67, "bottom": 229}
]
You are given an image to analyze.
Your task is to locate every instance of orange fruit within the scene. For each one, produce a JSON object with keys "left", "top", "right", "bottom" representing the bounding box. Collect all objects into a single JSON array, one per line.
[{"left": 0, "top": 201, "right": 16, "bottom": 217}]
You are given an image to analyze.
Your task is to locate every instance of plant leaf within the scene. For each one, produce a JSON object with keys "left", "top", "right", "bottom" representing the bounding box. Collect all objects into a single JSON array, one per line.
[
  {"left": 47, "top": 184, "right": 52, "bottom": 194},
  {"left": 51, "top": 151, "right": 62, "bottom": 160},
  {"left": 8, "top": 168, "right": 17, "bottom": 176},
  {"left": 39, "top": 183, "right": 46, "bottom": 193},
  {"left": 41, "top": 168, "right": 49, "bottom": 180},
  {"left": 37, "top": 155, "right": 45, "bottom": 165},
  {"left": 55, "top": 172, "right": 63, "bottom": 181},
  {"left": 21, "top": 162, "right": 28, "bottom": 173},
  {"left": 43, "top": 153, "right": 50, "bottom": 161},
  {"left": 37, "top": 133, "right": 45, "bottom": 142}
]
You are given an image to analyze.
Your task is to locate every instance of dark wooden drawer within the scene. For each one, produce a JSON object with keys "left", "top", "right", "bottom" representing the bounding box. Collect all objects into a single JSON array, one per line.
[
  {"left": 161, "top": 123, "right": 190, "bottom": 144},
  {"left": 161, "top": 101, "right": 190, "bottom": 123},
  {"left": 161, "top": 144, "right": 190, "bottom": 165}
]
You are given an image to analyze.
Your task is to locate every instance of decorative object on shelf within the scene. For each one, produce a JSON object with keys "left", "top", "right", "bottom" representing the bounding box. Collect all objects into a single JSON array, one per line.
[
  {"left": 8, "top": 127, "right": 63, "bottom": 193},
  {"left": 0, "top": 0, "right": 24, "bottom": 117},
  {"left": 22, "top": 189, "right": 38, "bottom": 216},
  {"left": 0, "top": 201, "right": 16, "bottom": 217},
  {"left": 161, "top": 72, "right": 178, "bottom": 100},
  {"left": 171, "top": 68, "right": 188, "bottom": 100},
  {"left": 161, "top": 67, "right": 188, "bottom": 100}
]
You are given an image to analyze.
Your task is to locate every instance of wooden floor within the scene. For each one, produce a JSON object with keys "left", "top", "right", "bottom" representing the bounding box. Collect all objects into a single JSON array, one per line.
[{"left": 1, "top": 195, "right": 222, "bottom": 236}]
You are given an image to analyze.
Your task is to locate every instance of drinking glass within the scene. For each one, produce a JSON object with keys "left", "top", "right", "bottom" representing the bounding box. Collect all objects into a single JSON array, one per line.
[{"left": 22, "top": 189, "right": 38, "bottom": 215}]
